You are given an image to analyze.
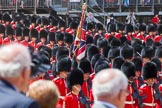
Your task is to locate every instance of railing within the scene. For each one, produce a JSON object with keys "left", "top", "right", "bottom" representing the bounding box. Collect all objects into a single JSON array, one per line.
[{"left": 0, "top": 0, "right": 162, "bottom": 12}]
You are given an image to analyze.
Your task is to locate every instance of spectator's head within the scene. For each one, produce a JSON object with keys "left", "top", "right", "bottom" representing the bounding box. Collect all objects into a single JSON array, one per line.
[
  {"left": 92, "top": 69, "right": 128, "bottom": 108},
  {"left": 0, "top": 43, "right": 31, "bottom": 93},
  {"left": 27, "top": 80, "right": 60, "bottom": 108}
]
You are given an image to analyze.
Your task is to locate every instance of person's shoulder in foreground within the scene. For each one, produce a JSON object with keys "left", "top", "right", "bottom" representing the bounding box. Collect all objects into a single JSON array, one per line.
[
  {"left": 0, "top": 43, "right": 40, "bottom": 108},
  {"left": 92, "top": 68, "right": 128, "bottom": 108}
]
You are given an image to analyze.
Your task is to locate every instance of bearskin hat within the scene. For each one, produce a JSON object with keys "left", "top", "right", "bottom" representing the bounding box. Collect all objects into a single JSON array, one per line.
[
  {"left": 121, "top": 62, "right": 136, "bottom": 79},
  {"left": 96, "top": 23, "right": 103, "bottom": 31},
  {"left": 64, "top": 32, "right": 73, "bottom": 44},
  {"left": 67, "top": 68, "right": 84, "bottom": 90},
  {"left": 158, "top": 25, "right": 162, "bottom": 35},
  {"left": 108, "top": 24, "right": 116, "bottom": 32},
  {"left": 23, "top": 27, "right": 29, "bottom": 37},
  {"left": 15, "top": 27, "right": 22, "bottom": 36},
  {"left": 112, "top": 56, "right": 125, "bottom": 69},
  {"left": 86, "top": 22, "right": 94, "bottom": 30},
  {"left": 108, "top": 47, "right": 120, "bottom": 60},
  {"left": 139, "top": 24, "right": 146, "bottom": 31},
  {"left": 30, "top": 15, "right": 37, "bottom": 24},
  {"left": 2, "top": 12, "right": 11, "bottom": 22},
  {"left": 110, "top": 38, "right": 121, "bottom": 47},
  {"left": 131, "top": 57, "right": 142, "bottom": 71},
  {"left": 120, "top": 44, "right": 133, "bottom": 59},
  {"left": 55, "top": 32, "right": 64, "bottom": 42},
  {"left": 116, "top": 23, "right": 125, "bottom": 31},
  {"left": 141, "top": 47, "right": 154, "bottom": 59},
  {"left": 94, "top": 58, "right": 110, "bottom": 74},
  {"left": 131, "top": 38, "right": 142, "bottom": 47},
  {"left": 6, "top": 25, "right": 14, "bottom": 35},
  {"left": 40, "top": 29, "right": 48, "bottom": 39},
  {"left": 125, "top": 24, "right": 134, "bottom": 33},
  {"left": 155, "top": 46, "right": 162, "bottom": 58},
  {"left": 56, "top": 46, "right": 69, "bottom": 60},
  {"left": 69, "top": 21, "right": 78, "bottom": 29},
  {"left": 97, "top": 38, "right": 108, "bottom": 48},
  {"left": 86, "top": 35, "right": 93, "bottom": 44},
  {"left": 58, "top": 19, "right": 65, "bottom": 28},
  {"left": 51, "top": 45, "right": 59, "bottom": 57},
  {"left": 87, "top": 45, "right": 100, "bottom": 61},
  {"left": 91, "top": 54, "right": 104, "bottom": 69},
  {"left": 93, "top": 35, "right": 101, "bottom": 45},
  {"left": 0, "top": 24, "right": 5, "bottom": 34},
  {"left": 30, "top": 29, "right": 38, "bottom": 38},
  {"left": 41, "top": 17, "right": 49, "bottom": 25},
  {"left": 133, "top": 44, "right": 144, "bottom": 57},
  {"left": 38, "top": 45, "right": 52, "bottom": 58},
  {"left": 56, "top": 56, "right": 71, "bottom": 73},
  {"left": 78, "top": 58, "right": 92, "bottom": 74},
  {"left": 142, "top": 62, "right": 157, "bottom": 80},
  {"left": 48, "top": 32, "right": 55, "bottom": 42},
  {"left": 151, "top": 58, "right": 161, "bottom": 71},
  {"left": 51, "top": 18, "right": 58, "bottom": 26},
  {"left": 147, "top": 24, "right": 155, "bottom": 32},
  {"left": 36, "top": 18, "right": 41, "bottom": 25},
  {"left": 145, "top": 38, "right": 153, "bottom": 47}
]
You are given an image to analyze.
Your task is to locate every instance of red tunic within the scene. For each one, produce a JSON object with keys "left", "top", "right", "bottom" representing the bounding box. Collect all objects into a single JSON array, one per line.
[
  {"left": 3, "top": 37, "right": 13, "bottom": 44},
  {"left": 49, "top": 28, "right": 56, "bottom": 32},
  {"left": 154, "top": 36, "right": 161, "bottom": 42},
  {"left": 65, "top": 28, "right": 74, "bottom": 35},
  {"left": 36, "top": 42, "right": 45, "bottom": 49},
  {"left": 20, "top": 40, "right": 29, "bottom": 47},
  {"left": 104, "top": 33, "right": 111, "bottom": 39},
  {"left": 35, "top": 26, "right": 41, "bottom": 32},
  {"left": 53, "top": 77, "right": 68, "bottom": 107},
  {"left": 151, "top": 17, "right": 160, "bottom": 25},
  {"left": 125, "top": 84, "right": 137, "bottom": 108},
  {"left": 125, "top": 35, "right": 132, "bottom": 41},
  {"left": 136, "top": 34, "right": 145, "bottom": 41},
  {"left": 46, "top": 43, "right": 53, "bottom": 49},
  {"left": 0, "top": 38, "right": 3, "bottom": 45},
  {"left": 139, "top": 84, "right": 160, "bottom": 108},
  {"left": 63, "top": 92, "right": 84, "bottom": 108},
  {"left": 115, "top": 33, "right": 122, "bottom": 39},
  {"left": 82, "top": 81, "right": 90, "bottom": 98},
  {"left": 28, "top": 41, "right": 37, "bottom": 50},
  {"left": 86, "top": 31, "right": 93, "bottom": 36},
  {"left": 145, "top": 35, "right": 153, "bottom": 42},
  {"left": 14, "top": 39, "right": 21, "bottom": 43}
]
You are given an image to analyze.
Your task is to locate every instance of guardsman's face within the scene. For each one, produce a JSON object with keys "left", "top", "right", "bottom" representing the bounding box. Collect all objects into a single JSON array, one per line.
[{"left": 0, "top": 33, "right": 4, "bottom": 38}]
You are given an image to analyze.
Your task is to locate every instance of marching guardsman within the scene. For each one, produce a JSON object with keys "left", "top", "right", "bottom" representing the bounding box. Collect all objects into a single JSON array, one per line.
[
  {"left": 121, "top": 62, "right": 140, "bottom": 108},
  {"left": 3, "top": 25, "right": 14, "bottom": 44},
  {"left": 132, "top": 25, "right": 139, "bottom": 38},
  {"left": 139, "top": 62, "right": 161, "bottom": 108},
  {"left": 145, "top": 24, "right": 155, "bottom": 42},
  {"left": 86, "top": 22, "right": 95, "bottom": 37},
  {"left": 20, "top": 27, "right": 30, "bottom": 47},
  {"left": 63, "top": 68, "right": 84, "bottom": 108},
  {"left": 65, "top": 21, "right": 78, "bottom": 36},
  {"left": 2, "top": 12, "right": 11, "bottom": 27},
  {"left": 78, "top": 58, "right": 92, "bottom": 99},
  {"left": 125, "top": 24, "right": 134, "bottom": 41},
  {"left": 57, "top": 19, "right": 66, "bottom": 33},
  {"left": 104, "top": 23, "right": 116, "bottom": 39},
  {"left": 55, "top": 31, "right": 65, "bottom": 46},
  {"left": 0, "top": 24, "right": 5, "bottom": 45},
  {"left": 120, "top": 44, "right": 134, "bottom": 62},
  {"left": 94, "top": 23, "right": 104, "bottom": 37},
  {"left": 52, "top": 56, "right": 71, "bottom": 108},
  {"left": 136, "top": 23, "right": 146, "bottom": 42},
  {"left": 29, "top": 15, "right": 37, "bottom": 30},
  {"left": 154, "top": 25, "right": 162, "bottom": 42},
  {"left": 115, "top": 23, "right": 125, "bottom": 39},
  {"left": 46, "top": 32, "right": 55, "bottom": 49},
  {"left": 112, "top": 56, "right": 125, "bottom": 69},
  {"left": 28, "top": 29, "right": 38, "bottom": 50},
  {"left": 36, "top": 29, "right": 48, "bottom": 49},
  {"left": 49, "top": 17, "right": 58, "bottom": 32},
  {"left": 141, "top": 47, "right": 154, "bottom": 64},
  {"left": 131, "top": 57, "right": 144, "bottom": 89},
  {"left": 64, "top": 32, "right": 74, "bottom": 49},
  {"left": 41, "top": 17, "right": 49, "bottom": 30},
  {"left": 35, "top": 18, "right": 42, "bottom": 32},
  {"left": 14, "top": 27, "right": 23, "bottom": 43}
]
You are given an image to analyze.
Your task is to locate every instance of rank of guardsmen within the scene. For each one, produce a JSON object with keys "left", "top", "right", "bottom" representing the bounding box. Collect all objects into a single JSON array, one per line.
[{"left": 0, "top": 11, "right": 161, "bottom": 108}]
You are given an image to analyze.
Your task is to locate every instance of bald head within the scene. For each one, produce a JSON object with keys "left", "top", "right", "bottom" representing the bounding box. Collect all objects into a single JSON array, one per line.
[
  {"left": 0, "top": 43, "right": 31, "bottom": 78},
  {"left": 92, "top": 69, "right": 128, "bottom": 100}
]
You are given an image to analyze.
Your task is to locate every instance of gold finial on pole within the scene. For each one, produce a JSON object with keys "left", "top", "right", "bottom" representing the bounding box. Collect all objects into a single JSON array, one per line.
[{"left": 82, "top": 3, "right": 87, "bottom": 11}]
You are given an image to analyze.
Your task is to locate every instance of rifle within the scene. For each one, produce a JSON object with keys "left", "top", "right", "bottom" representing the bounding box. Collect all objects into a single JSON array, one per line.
[
  {"left": 79, "top": 90, "right": 91, "bottom": 108},
  {"left": 153, "top": 83, "right": 162, "bottom": 105}
]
